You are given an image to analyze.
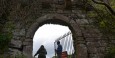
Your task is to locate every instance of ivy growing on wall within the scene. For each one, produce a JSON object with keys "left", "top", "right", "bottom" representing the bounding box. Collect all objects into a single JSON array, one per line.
[
  {"left": 15, "top": 53, "right": 27, "bottom": 58},
  {"left": 0, "top": 14, "right": 13, "bottom": 54},
  {"left": 86, "top": 0, "right": 115, "bottom": 58},
  {"left": 105, "top": 46, "right": 115, "bottom": 58},
  {"left": 0, "top": 33, "right": 12, "bottom": 53},
  {"left": 87, "top": 0, "right": 115, "bottom": 37}
]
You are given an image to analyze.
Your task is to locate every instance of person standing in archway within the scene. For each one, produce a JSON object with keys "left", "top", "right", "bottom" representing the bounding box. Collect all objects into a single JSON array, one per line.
[
  {"left": 55, "top": 41, "right": 62, "bottom": 58},
  {"left": 34, "top": 45, "right": 47, "bottom": 58}
]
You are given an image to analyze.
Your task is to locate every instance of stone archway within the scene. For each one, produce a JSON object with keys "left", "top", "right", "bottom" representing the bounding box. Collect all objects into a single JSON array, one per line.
[{"left": 25, "top": 14, "right": 88, "bottom": 58}]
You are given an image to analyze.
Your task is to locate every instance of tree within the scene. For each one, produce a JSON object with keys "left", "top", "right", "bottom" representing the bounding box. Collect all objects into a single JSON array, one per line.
[
  {"left": 85, "top": 0, "right": 115, "bottom": 57},
  {"left": 92, "top": 0, "right": 115, "bottom": 15}
]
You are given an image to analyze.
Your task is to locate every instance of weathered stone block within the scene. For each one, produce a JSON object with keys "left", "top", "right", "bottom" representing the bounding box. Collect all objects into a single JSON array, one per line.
[
  {"left": 14, "top": 22, "right": 24, "bottom": 29},
  {"left": 23, "top": 45, "right": 33, "bottom": 58},
  {"left": 89, "top": 54, "right": 99, "bottom": 58},
  {"left": 98, "top": 40, "right": 107, "bottom": 47},
  {"left": 12, "top": 29, "right": 25, "bottom": 36},
  {"left": 76, "top": 44, "right": 88, "bottom": 58},
  {"left": 76, "top": 37, "right": 84, "bottom": 41},
  {"left": 9, "top": 48, "right": 22, "bottom": 57},
  {"left": 97, "top": 47, "right": 106, "bottom": 53},
  {"left": 111, "top": 40, "right": 115, "bottom": 44},
  {"left": 10, "top": 39, "right": 22, "bottom": 48},
  {"left": 86, "top": 37, "right": 100, "bottom": 42},
  {"left": 76, "top": 19, "right": 89, "bottom": 25},
  {"left": 81, "top": 25, "right": 102, "bottom": 38},
  {"left": 87, "top": 42, "right": 99, "bottom": 53}
]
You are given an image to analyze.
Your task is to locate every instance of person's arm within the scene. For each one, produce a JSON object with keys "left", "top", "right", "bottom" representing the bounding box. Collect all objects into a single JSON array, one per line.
[
  {"left": 46, "top": 51, "right": 47, "bottom": 54},
  {"left": 45, "top": 48, "right": 47, "bottom": 55},
  {"left": 34, "top": 49, "right": 40, "bottom": 57},
  {"left": 34, "top": 53, "right": 37, "bottom": 57}
]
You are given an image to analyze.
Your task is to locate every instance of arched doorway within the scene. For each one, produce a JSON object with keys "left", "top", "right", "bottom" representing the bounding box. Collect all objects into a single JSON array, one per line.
[{"left": 25, "top": 14, "right": 87, "bottom": 58}]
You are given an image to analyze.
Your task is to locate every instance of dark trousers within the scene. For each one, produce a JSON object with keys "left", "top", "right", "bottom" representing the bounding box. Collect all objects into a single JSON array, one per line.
[
  {"left": 38, "top": 54, "right": 46, "bottom": 58},
  {"left": 57, "top": 54, "right": 61, "bottom": 58}
]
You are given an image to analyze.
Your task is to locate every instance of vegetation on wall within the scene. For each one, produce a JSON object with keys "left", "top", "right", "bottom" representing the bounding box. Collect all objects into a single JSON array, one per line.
[
  {"left": 86, "top": 0, "right": 115, "bottom": 58},
  {"left": 87, "top": 0, "right": 115, "bottom": 37},
  {"left": 0, "top": 33, "right": 12, "bottom": 53},
  {"left": 0, "top": 12, "right": 14, "bottom": 54},
  {"left": 105, "top": 46, "right": 115, "bottom": 58},
  {"left": 15, "top": 53, "right": 27, "bottom": 58},
  {"left": 0, "top": 0, "right": 115, "bottom": 57}
]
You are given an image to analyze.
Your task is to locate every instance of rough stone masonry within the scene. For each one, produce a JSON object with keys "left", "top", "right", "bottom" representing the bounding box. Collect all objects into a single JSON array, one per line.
[{"left": 1, "top": 0, "right": 113, "bottom": 58}]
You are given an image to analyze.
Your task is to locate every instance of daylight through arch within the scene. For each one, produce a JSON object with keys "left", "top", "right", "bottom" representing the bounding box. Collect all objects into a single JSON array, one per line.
[{"left": 32, "top": 24, "right": 74, "bottom": 58}]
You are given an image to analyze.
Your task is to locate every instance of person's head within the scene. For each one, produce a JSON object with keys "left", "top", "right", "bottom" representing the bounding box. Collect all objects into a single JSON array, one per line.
[
  {"left": 41, "top": 45, "right": 44, "bottom": 48},
  {"left": 57, "top": 41, "right": 60, "bottom": 45}
]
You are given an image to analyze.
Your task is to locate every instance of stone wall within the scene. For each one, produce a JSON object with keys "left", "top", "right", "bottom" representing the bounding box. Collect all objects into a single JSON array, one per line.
[{"left": 1, "top": 0, "right": 112, "bottom": 58}]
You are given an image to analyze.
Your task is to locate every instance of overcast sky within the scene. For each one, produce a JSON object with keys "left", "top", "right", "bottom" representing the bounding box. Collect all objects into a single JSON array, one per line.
[{"left": 32, "top": 24, "right": 71, "bottom": 58}]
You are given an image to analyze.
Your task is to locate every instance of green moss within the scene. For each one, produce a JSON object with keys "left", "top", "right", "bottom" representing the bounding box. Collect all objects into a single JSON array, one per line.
[
  {"left": 5, "top": 22, "right": 15, "bottom": 31},
  {"left": 15, "top": 53, "right": 27, "bottom": 58},
  {"left": 0, "top": 33, "right": 12, "bottom": 53},
  {"left": 87, "top": 0, "right": 115, "bottom": 36},
  {"left": 0, "top": 21, "right": 14, "bottom": 53},
  {"left": 0, "top": 55, "right": 4, "bottom": 58},
  {"left": 105, "top": 46, "right": 115, "bottom": 58}
]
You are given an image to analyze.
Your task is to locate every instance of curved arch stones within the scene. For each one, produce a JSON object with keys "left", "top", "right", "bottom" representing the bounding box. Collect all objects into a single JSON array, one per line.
[{"left": 24, "top": 14, "right": 88, "bottom": 58}]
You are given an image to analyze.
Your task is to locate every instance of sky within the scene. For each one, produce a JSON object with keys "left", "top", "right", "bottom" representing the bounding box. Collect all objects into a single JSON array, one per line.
[{"left": 32, "top": 24, "right": 73, "bottom": 58}]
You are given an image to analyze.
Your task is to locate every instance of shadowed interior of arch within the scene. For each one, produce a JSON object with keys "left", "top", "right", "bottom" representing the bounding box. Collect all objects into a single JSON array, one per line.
[{"left": 32, "top": 24, "right": 75, "bottom": 58}]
